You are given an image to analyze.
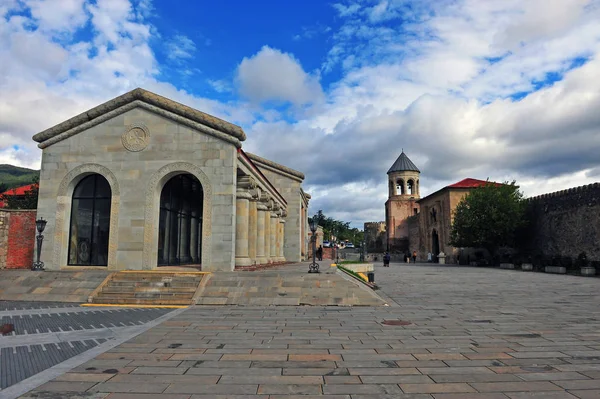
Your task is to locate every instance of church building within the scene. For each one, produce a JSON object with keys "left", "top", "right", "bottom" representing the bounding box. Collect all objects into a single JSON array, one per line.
[
  {"left": 385, "top": 150, "right": 494, "bottom": 262},
  {"left": 33, "top": 88, "right": 310, "bottom": 272}
]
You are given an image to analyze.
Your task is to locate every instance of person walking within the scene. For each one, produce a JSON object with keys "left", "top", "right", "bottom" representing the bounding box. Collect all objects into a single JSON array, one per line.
[
  {"left": 383, "top": 252, "right": 390, "bottom": 267},
  {"left": 316, "top": 245, "right": 323, "bottom": 261},
  {"left": 412, "top": 250, "right": 417, "bottom": 263}
]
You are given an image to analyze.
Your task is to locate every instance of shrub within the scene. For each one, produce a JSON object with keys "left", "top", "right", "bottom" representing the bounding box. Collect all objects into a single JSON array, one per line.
[{"left": 575, "top": 252, "right": 589, "bottom": 268}]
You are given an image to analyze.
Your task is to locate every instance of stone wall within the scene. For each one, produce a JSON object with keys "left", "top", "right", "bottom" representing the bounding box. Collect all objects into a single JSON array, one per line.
[
  {"left": 523, "top": 183, "right": 600, "bottom": 261},
  {"left": 0, "top": 209, "right": 36, "bottom": 269}
]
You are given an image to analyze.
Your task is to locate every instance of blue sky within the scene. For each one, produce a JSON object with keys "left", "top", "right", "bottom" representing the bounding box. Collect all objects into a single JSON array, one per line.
[{"left": 1, "top": 0, "right": 600, "bottom": 225}]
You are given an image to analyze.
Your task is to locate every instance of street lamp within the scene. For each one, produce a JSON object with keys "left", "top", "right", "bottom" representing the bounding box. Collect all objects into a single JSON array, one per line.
[
  {"left": 32, "top": 217, "right": 47, "bottom": 271},
  {"left": 308, "top": 216, "right": 320, "bottom": 273}
]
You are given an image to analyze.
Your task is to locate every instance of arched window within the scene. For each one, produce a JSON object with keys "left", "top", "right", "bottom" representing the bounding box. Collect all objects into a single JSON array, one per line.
[
  {"left": 68, "top": 174, "right": 111, "bottom": 266},
  {"left": 396, "top": 179, "right": 405, "bottom": 195},
  {"left": 158, "top": 174, "right": 203, "bottom": 266},
  {"left": 407, "top": 179, "right": 415, "bottom": 195}
]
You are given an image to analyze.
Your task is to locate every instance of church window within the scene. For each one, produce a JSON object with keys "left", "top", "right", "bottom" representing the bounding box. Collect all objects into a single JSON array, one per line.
[
  {"left": 68, "top": 174, "right": 111, "bottom": 266},
  {"left": 158, "top": 174, "right": 203, "bottom": 266}
]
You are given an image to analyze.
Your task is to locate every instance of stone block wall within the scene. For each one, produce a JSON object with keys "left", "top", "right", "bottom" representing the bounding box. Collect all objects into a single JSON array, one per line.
[
  {"left": 0, "top": 209, "right": 36, "bottom": 269},
  {"left": 523, "top": 183, "right": 600, "bottom": 261}
]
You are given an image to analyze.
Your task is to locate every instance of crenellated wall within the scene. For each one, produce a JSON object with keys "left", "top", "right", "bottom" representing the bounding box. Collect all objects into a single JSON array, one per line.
[{"left": 524, "top": 183, "right": 600, "bottom": 261}]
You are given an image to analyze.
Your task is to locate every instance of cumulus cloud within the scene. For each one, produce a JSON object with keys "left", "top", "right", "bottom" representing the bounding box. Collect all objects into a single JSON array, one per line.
[{"left": 236, "top": 46, "right": 324, "bottom": 106}]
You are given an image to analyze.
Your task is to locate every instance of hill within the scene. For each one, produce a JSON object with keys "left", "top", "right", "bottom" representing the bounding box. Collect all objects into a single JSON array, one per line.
[{"left": 0, "top": 164, "right": 40, "bottom": 191}]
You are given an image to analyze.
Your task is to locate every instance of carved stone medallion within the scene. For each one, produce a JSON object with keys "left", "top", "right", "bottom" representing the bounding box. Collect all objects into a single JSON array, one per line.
[{"left": 122, "top": 123, "right": 150, "bottom": 152}]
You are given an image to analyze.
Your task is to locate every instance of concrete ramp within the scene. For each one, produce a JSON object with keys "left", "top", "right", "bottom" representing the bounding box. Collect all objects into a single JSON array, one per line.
[{"left": 195, "top": 264, "right": 386, "bottom": 306}]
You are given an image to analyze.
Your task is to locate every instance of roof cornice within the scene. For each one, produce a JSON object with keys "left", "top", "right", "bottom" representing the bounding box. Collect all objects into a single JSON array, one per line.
[
  {"left": 245, "top": 152, "right": 305, "bottom": 182},
  {"left": 33, "top": 88, "right": 246, "bottom": 147}
]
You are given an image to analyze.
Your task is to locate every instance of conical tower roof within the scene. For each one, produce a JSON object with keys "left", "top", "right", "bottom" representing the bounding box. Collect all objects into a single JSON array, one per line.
[{"left": 387, "top": 151, "right": 420, "bottom": 174}]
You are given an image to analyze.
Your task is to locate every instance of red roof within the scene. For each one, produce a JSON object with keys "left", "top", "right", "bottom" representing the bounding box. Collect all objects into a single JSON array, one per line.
[
  {"left": 1, "top": 184, "right": 38, "bottom": 196},
  {"left": 447, "top": 178, "right": 498, "bottom": 189}
]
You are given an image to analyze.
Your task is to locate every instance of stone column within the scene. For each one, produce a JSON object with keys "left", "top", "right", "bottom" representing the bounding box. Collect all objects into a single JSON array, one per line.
[
  {"left": 264, "top": 207, "right": 272, "bottom": 263},
  {"left": 256, "top": 203, "right": 267, "bottom": 264},
  {"left": 278, "top": 219, "right": 286, "bottom": 262},
  {"left": 235, "top": 189, "right": 252, "bottom": 267},
  {"left": 270, "top": 212, "right": 278, "bottom": 261},
  {"left": 190, "top": 211, "right": 199, "bottom": 263},
  {"left": 248, "top": 195, "right": 258, "bottom": 265}
]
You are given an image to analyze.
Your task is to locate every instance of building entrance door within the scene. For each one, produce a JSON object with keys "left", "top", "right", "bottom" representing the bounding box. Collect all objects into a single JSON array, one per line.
[
  {"left": 157, "top": 174, "right": 203, "bottom": 266},
  {"left": 432, "top": 229, "right": 440, "bottom": 263}
]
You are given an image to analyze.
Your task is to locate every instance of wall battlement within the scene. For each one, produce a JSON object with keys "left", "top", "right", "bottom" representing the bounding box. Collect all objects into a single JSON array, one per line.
[
  {"left": 523, "top": 182, "right": 600, "bottom": 260},
  {"left": 527, "top": 182, "right": 600, "bottom": 203}
]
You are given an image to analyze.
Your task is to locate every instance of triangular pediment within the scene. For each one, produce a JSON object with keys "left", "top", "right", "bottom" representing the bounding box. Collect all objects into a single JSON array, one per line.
[{"left": 33, "top": 88, "right": 246, "bottom": 149}]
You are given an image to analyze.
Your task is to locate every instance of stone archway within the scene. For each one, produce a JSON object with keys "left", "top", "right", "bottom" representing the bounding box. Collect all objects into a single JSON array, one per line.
[
  {"left": 55, "top": 164, "right": 120, "bottom": 269},
  {"left": 143, "top": 162, "right": 213, "bottom": 270}
]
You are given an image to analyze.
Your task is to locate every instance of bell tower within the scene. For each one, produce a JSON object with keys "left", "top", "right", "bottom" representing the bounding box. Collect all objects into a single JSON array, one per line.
[{"left": 385, "top": 150, "right": 420, "bottom": 251}]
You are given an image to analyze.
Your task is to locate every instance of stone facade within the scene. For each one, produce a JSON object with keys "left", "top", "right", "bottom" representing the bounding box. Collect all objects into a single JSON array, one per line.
[
  {"left": 33, "top": 88, "right": 308, "bottom": 272},
  {"left": 522, "top": 183, "right": 600, "bottom": 261},
  {"left": 412, "top": 187, "right": 472, "bottom": 262},
  {"left": 364, "top": 221, "right": 386, "bottom": 252},
  {"left": 0, "top": 209, "right": 36, "bottom": 269}
]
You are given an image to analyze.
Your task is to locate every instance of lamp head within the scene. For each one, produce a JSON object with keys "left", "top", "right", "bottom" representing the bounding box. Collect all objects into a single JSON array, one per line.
[{"left": 36, "top": 217, "right": 47, "bottom": 234}]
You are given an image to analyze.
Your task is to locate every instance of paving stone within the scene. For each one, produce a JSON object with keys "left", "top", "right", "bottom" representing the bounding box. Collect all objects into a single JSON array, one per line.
[
  {"left": 566, "top": 390, "right": 600, "bottom": 399},
  {"left": 165, "top": 384, "right": 258, "bottom": 394},
  {"left": 400, "top": 382, "right": 476, "bottom": 393},
  {"left": 35, "top": 381, "right": 100, "bottom": 392},
  {"left": 506, "top": 393, "right": 580, "bottom": 399},
  {"left": 322, "top": 383, "right": 403, "bottom": 395},
  {"left": 90, "top": 382, "right": 170, "bottom": 393},
  {"left": 256, "top": 383, "right": 322, "bottom": 394},
  {"left": 469, "top": 381, "right": 563, "bottom": 392}
]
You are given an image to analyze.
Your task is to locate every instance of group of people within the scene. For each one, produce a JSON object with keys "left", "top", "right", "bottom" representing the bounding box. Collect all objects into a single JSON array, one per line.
[{"left": 383, "top": 250, "right": 417, "bottom": 267}]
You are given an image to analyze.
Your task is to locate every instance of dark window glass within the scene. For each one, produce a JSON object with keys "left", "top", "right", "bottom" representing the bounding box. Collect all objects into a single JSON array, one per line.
[
  {"left": 68, "top": 174, "right": 111, "bottom": 266},
  {"left": 158, "top": 174, "right": 203, "bottom": 266}
]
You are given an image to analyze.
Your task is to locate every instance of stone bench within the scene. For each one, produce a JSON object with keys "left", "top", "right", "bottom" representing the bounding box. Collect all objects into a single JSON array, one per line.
[{"left": 545, "top": 266, "right": 566, "bottom": 274}]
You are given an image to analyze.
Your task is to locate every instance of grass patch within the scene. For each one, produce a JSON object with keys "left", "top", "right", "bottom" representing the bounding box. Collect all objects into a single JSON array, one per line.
[
  {"left": 337, "top": 265, "right": 367, "bottom": 282},
  {"left": 338, "top": 260, "right": 369, "bottom": 265}
]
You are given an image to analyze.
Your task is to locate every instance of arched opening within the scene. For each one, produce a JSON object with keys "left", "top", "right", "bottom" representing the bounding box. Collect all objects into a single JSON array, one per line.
[
  {"left": 432, "top": 229, "right": 440, "bottom": 262},
  {"left": 389, "top": 180, "right": 395, "bottom": 196},
  {"left": 396, "top": 179, "right": 405, "bottom": 195},
  {"left": 68, "top": 174, "right": 111, "bottom": 266},
  {"left": 407, "top": 179, "right": 415, "bottom": 195},
  {"left": 158, "top": 174, "right": 203, "bottom": 266},
  {"left": 417, "top": 179, "right": 420, "bottom": 196}
]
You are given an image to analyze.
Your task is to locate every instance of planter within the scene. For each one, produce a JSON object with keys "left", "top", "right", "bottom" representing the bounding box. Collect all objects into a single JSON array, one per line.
[
  {"left": 581, "top": 266, "right": 596, "bottom": 277},
  {"left": 500, "top": 263, "right": 515, "bottom": 270},
  {"left": 545, "top": 266, "right": 566, "bottom": 274},
  {"left": 521, "top": 263, "right": 533, "bottom": 271}
]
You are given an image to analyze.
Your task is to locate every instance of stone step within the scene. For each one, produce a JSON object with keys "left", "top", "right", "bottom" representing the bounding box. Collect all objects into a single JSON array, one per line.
[
  {"left": 90, "top": 297, "right": 193, "bottom": 305},
  {"left": 105, "top": 281, "right": 200, "bottom": 288},
  {"left": 88, "top": 271, "right": 205, "bottom": 305},
  {"left": 100, "top": 286, "right": 198, "bottom": 294},
  {"left": 96, "top": 292, "right": 194, "bottom": 299},
  {"left": 111, "top": 276, "right": 203, "bottom": 283}
]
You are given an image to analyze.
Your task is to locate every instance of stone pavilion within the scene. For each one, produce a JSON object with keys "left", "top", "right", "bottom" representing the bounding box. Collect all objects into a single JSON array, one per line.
[{"left": 33, "top": 88, "right": 310, "bottom": 272}]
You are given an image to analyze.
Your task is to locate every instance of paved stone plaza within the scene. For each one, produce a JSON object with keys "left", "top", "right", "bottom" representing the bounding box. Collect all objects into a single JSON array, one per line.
[{"left": 7, "top": 263, "right": 600, "bottom": 398}]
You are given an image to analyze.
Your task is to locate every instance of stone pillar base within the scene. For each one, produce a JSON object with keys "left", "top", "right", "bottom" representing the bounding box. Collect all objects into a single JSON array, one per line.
[
  {"left": 235, "top": 257, "right": 253, "bottom": 267},
  {"left": 255, "top": 257, "right": 268, "bottom": 265}
]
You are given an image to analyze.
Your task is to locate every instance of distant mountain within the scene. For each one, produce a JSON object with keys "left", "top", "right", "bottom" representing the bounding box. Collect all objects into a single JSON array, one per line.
[{"left": 0, "top": 164, "right": 40, "bottom": 191}]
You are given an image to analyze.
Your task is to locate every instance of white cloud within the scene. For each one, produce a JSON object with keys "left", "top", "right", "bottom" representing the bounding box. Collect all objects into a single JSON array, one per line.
[
  {"left": 165, "top": 34, "right": 196, "bottom": 60},
  {"left": 25, "top": 0, "right": 87, "bottom": 33},
  {"left": 236, "top": 46, "right": 324, "bottom": 106}
]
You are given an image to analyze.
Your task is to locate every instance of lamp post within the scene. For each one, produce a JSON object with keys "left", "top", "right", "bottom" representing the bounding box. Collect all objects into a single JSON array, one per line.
[
  {"left": 32, "top": 217, "right": 47, "bottom": 271},
  {"left": 308, "top": 217, "right": 320, "bottom": 273}
]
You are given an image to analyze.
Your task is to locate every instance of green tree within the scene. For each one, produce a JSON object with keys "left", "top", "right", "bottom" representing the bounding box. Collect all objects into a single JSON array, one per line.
[
  {"left": 449, "top": 180, "right": 525, "bottom": 257},
  {"left": 0, "top": 176, "right": 39, "bottom": 209}
]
